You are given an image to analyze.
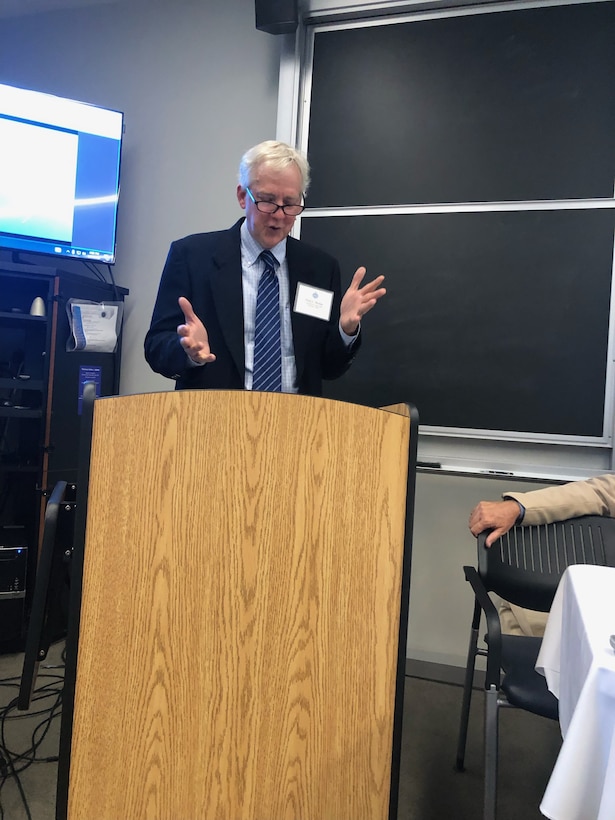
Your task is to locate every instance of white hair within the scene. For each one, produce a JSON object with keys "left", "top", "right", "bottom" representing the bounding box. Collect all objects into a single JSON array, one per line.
[{"left": 238, "top": 140, "right": 310, "bottom": 194}]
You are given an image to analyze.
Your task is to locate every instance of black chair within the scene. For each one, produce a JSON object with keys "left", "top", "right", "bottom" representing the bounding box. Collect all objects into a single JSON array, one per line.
[{"left": 456, "top": 515, "right": 615, "bottom": 820}]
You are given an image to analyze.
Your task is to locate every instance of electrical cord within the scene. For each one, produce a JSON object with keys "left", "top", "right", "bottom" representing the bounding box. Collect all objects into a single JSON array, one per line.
[
  {"left": 0, "top": 655, "right": 64, "bottom": 820},
  {"left": 105, "top": 264, "right": 119, "bottom": 302},
  {"left": 78, "top": 260, "right": 121, "bottom": 303},
  {"left": 81, "top": 261, "right": 107, "bottom": 284}
]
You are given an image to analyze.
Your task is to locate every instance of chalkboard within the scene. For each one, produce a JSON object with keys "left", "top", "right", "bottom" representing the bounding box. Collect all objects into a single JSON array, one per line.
[
  {"left": 306, "top": 2, "right": 615, "bottom": 207},
  {"left": 302, "top": 208, "right": 615, "bottom": 438},
  {"left": 301, "top": 1, "right": 615, "bottom": 444}
]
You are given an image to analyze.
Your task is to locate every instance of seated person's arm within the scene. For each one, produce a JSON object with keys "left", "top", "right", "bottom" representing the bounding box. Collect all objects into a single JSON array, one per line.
[{"left": 469, "top": 473, "right": 615, "bottom": 548}]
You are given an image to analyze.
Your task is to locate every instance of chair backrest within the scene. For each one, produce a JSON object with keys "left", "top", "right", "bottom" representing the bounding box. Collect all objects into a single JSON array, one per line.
[{"left": 478, "top": 515, "right": 615, "bottom": 612}]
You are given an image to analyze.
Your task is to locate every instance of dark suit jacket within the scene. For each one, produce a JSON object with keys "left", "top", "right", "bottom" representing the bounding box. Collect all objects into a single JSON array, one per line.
[{"left": 144, "top": 219, "right": 360, "bottom": 396}]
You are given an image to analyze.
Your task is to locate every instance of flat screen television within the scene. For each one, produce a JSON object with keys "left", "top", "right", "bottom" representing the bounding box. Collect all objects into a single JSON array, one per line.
[{"left": 0, "top": 82, "right": 123, "bottom": 265}]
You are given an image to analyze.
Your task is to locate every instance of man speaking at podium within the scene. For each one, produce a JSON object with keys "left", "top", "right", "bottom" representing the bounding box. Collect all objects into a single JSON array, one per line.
[{"left": 145, "top": 140, "right": 385, "bottom": 396}]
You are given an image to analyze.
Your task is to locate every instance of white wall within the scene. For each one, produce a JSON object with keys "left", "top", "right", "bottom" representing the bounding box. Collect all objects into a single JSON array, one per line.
[{"left": 0, "top": 0, "right": 281, "bottom": 396}]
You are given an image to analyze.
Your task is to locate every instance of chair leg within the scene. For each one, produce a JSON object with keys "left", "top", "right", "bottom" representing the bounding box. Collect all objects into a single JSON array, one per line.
[
  {"left": 456, "top": 624, "right": 480, "bottom": 771},
  {"left": 483, "top": 684, "right": 499, "bottom": 820}
]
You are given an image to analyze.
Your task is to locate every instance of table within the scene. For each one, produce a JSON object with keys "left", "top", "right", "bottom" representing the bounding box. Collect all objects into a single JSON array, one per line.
[{"left": 536, "top": 564, "right": 615, "bottom": 820}]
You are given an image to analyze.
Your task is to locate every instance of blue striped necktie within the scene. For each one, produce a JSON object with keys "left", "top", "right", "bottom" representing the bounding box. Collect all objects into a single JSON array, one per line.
[{"left": 253, "top": 249, "right": 282, "bottom": 392}]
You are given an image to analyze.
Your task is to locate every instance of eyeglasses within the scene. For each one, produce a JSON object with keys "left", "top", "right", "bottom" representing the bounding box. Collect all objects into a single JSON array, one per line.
[{"left": 246, "top": 187, "right": 305, "bottom": 216}]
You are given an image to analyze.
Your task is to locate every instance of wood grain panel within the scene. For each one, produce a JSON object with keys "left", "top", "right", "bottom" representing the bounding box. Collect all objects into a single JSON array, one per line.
[{"left": 67, "top": 391, "right": 410, "bottom": 819}]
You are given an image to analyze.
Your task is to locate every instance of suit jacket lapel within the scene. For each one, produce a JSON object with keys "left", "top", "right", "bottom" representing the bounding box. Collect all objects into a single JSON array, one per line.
[
  {"left": 210, "top": 220, "right": 245, "bottom": 379},
  {"left": 287, "top": 238, "right": 315, "bottom": 383}
]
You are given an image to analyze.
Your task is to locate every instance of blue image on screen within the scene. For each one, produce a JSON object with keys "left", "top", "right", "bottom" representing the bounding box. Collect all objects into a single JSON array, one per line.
[{"left": 72, "top": 132, "right": 122, "bottom": 254}]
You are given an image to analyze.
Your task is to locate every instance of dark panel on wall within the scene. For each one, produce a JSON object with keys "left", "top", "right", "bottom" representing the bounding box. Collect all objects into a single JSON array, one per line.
[
  {"left": 306, "top": 2, "right": 615, "bottom": 207},
  {"left": 301, "top": 208, "right": 615, "bottom": 437},
  {"left": 255, "top": 0, "right": 298, "bottom": 34}
]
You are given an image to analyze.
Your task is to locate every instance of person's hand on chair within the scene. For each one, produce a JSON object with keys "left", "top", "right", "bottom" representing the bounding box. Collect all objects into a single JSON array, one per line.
[{"left": 469, "top": 500, "right": 522, "bottom": 547}]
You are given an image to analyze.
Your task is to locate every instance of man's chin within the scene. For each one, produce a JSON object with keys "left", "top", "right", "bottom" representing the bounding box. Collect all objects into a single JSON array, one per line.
[{"left": 263, "top": 229, "right": 285, "bottom": 247}]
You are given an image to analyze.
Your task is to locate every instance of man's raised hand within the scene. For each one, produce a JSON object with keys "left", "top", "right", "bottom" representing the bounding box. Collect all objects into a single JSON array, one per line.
[
  {"left": 340, "top": 267, "right": 386, "bottom": 336},
  {"left": 177, "top": 296, "right": 216, "bottom": 364}
]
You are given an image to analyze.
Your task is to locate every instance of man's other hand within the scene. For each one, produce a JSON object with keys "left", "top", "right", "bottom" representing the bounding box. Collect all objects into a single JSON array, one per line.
[{"left": 340, "top": 267, "right": 386, "bottom": 335}]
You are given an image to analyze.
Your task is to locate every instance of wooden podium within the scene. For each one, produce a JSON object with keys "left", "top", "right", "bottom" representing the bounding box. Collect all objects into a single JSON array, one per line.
[{"left": 57, "top": 390, "right": 417, "bottom": 820}]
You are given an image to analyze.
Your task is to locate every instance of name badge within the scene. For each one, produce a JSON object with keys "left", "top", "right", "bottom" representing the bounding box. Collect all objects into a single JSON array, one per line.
[{"left": 293, "top": 282, "right": 333, "bottom": 322}]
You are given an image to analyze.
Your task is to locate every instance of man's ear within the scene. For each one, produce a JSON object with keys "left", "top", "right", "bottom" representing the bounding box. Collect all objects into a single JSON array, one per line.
[{"left": 237, "top": 185, "right": 247, "bottom": 209}]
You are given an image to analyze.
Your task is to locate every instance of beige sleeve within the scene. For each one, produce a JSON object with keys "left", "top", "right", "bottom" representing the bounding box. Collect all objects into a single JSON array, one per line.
[
  {"left": 503, "top": 474, "right": 615, "bottom": 525},
  {"left": 496, "top": 476, "right": 615, "bottom": 638}
]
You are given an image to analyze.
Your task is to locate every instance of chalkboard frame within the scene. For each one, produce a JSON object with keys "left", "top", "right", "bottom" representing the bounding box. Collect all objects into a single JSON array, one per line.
[{"left": 289, "top": 0, "right": 615, "bottom": 478}]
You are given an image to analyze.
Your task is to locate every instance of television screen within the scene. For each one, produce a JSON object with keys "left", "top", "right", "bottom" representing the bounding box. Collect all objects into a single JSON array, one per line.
[{"left": 0, "top": 82, "right": 123, "bottom": 264}]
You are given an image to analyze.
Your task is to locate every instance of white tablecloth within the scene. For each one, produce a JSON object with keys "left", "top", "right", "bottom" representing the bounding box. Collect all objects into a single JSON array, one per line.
[{"left": 536, "top": 564, "right": 615, "bottom": 820}]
